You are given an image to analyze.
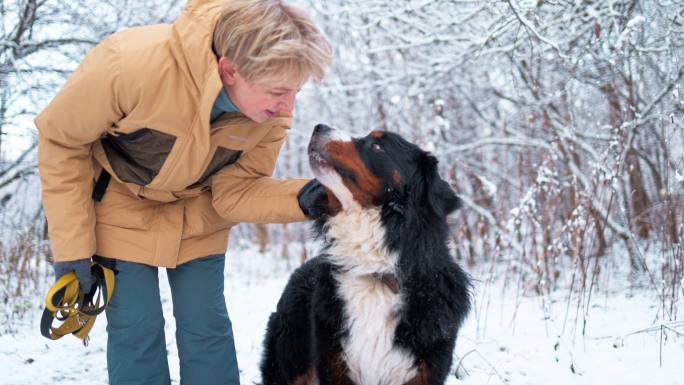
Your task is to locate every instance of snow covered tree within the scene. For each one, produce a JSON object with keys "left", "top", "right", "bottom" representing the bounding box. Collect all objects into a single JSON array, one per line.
[
  {"left": 283, "top": 0, "right": 684, "bottom": 293},
  {"left": 0, "top": 0, "right": 183, "bottom": 333}
]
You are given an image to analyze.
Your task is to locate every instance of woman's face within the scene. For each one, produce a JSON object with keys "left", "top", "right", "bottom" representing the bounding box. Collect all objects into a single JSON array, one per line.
[{"left": 218, "top": 57, "right": 303, "bottom": 123}]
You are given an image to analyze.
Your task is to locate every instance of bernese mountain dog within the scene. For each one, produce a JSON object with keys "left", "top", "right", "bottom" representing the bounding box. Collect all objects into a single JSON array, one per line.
[{"left": 261, "top": 124, "right": 471, "bottom": 385}]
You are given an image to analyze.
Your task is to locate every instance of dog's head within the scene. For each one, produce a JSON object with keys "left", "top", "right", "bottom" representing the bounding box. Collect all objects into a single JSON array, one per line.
[{"left": 308, "top": 124, "right": 461, "bottom": 219}]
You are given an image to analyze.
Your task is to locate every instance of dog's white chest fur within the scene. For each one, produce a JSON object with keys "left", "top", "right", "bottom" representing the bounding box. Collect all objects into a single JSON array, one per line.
[{"left": 325, "top": 209, "right": 418, "bottom": 385}]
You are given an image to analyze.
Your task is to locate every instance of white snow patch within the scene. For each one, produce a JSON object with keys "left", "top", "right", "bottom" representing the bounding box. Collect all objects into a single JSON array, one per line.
[{"left": 1, "top": 245, "right": 682, "bottom": 385}]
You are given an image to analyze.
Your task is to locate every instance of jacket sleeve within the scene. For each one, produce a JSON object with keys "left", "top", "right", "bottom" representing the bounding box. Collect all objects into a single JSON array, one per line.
[
  {"left": 35, "top": 36, "right": 124, "bottom": 262},
  {"left": 211, "top": 125, "right": 309, "bottom": 223}
]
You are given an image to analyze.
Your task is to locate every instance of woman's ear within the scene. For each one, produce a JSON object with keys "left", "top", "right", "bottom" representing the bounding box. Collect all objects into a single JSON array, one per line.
[{"left": 218, "top": 56, "right": 237, "bottom": 85}]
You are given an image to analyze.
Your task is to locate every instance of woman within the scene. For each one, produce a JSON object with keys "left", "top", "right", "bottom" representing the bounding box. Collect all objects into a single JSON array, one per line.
[{"left": 35, "top": 1, "right": 331, "bottom": 384}]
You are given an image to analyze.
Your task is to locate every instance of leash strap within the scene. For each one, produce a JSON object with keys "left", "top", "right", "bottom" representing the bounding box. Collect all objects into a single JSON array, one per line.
[
  {"left": 41, "top": 263, "right": 116, "bottom": 345},
  {"left": 92, "top": 169, "right": 111, "bottom": 202}
]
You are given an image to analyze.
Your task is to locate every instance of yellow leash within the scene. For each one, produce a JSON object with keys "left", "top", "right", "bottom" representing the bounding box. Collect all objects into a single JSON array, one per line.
[{"left": 40, "top": 263, "right": 115, "bottom": 345}]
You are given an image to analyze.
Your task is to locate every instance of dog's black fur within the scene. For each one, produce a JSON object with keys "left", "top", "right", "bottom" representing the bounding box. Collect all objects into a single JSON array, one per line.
[{"left": 261, "top": 125, "right": 471, "bottom": 385}]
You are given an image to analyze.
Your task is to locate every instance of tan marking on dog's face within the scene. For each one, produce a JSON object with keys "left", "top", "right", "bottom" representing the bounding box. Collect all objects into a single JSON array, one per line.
[
  {"left": 324, "top": 187, "right": 342, "bottom": 215},
  {"left": 392, "top": 170, "right": 402, "bottom": 187},
  {"left": 325, "top": 140, "right": 383, "bottom": 207}
]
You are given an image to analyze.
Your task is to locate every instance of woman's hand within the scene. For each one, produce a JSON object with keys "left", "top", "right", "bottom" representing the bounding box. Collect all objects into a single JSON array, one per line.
[
  {"left": 297, "top": 179, "right": 329, "bottom": 219},
  {"left": 54, "top": 258, "right": 94, "bottom": 293}
]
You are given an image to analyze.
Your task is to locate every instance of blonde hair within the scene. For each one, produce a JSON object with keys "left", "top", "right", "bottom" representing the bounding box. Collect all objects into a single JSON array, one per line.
[{"left": 213, "top": 0, "right": 332, "bottom": 85}]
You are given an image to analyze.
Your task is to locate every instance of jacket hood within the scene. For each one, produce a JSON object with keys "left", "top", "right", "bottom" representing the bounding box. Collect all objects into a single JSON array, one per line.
[{"left": 171, "top": 0, "right": 226, "bottom": 92}]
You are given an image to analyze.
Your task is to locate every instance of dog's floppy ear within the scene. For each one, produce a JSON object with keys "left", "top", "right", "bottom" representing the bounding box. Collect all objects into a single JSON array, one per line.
[
  {"left": 420, "top": 152, "right": 462, "bottom": 218},
  {"left": 429, "top": 178, "right": 461, "bottom": 217}
]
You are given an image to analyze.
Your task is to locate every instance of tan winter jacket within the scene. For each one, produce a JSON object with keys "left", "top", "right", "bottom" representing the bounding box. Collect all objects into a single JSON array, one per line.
[{"left": 35, "top": 0, "right": 309, "bottom": 267}]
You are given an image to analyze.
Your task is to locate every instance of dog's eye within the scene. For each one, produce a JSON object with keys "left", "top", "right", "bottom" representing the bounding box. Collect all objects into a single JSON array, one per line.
[{"left": 372, "top": 143, "right": 383, "bottom": 152}]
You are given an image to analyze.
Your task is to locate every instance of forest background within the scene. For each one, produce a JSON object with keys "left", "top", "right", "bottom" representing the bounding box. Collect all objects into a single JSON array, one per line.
[{"left": 0, "top": 1, "right": 682, "bottom": 382}]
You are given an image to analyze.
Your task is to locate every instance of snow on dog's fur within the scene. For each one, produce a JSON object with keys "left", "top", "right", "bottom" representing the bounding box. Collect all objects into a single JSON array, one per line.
[{"left": 261, "top": 124, "right": 471, "bottom": 385}]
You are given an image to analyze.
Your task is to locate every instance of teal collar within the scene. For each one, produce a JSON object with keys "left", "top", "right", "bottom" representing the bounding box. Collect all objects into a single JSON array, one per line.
[{"left": 210, "top": 88, "right": 239, "bottom": 122}]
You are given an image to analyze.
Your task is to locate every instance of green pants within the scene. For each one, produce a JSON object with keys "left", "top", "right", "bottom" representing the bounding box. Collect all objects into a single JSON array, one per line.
[{"left": 97, "top": 254, "right": 240, "bottom": 385}]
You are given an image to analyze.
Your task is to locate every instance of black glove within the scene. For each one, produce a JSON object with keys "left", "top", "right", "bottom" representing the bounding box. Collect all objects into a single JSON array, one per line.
[
  {"left": 54, "top": 258, "right": 94, "bottom": 293},
  {"left": 298, "top": 179, "right": 329, "bottom": 220}
]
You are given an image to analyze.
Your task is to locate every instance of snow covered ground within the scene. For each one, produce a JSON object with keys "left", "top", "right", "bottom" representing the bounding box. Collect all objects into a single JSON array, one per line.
[{"left": 1, "top": 244, "right": 682, "bottom": 385}]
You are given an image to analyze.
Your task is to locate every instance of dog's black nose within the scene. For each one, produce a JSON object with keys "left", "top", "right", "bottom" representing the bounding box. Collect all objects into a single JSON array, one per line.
[{"left": 314, "top": 124, "right": 332, "bottom": 135}]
